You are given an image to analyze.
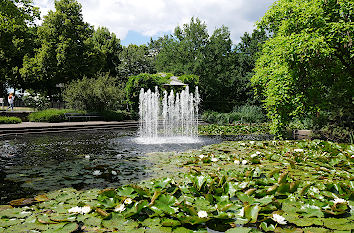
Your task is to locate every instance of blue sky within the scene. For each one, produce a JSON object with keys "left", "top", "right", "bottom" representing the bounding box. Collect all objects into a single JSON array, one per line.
[{"left": 33, "top": 0, "right": 276, "bottom": 46}]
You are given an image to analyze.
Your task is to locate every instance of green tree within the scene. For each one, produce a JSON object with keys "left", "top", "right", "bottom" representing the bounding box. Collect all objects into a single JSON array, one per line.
[
  {"left": 0, "top": 0, "right": 39, "bottom": 95},
  {"left": 20, "top": 0, "right": 94, "bottom": 98},
  {"left": 87, "top": 26, "right": 122, "bottom": 77},
  {"left": 252, "top": 0, "right": 353, "bottom": 136},
  {"left": 117, "top": 44, "right": 156, "bottom": 81}
]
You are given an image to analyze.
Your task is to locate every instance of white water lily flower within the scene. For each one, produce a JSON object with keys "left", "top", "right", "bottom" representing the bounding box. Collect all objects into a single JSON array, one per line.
[
  {"left": 256, "top": 151, "right": 261, "bottom": 155},
  {"left": 124, "top": 198, "right": 133, "bottom": 204},
  {"left": 333, "top": 198, "right": 347, "bottom": 204},
  {"left": 20, "top": 211, "right": 31, "bottom": 215},
  {"left": 238, "top": 207, "right": 244, "bottom": 217},
  {"left": 93, "top": 170, "right": 102, "bottom": 176},
  {"left": 301, "top": 204, "right": 320, "bottom": 210},
  {"left": 242, "top": 160, "right": 248, "bottom": 165},
  {"left": 234, "top": 160, "right": 240, "bottom": 165},
  {"left": 199, "top": 154, "right": 205, "bottom": 159},
  {"left": 115, "top": 204, "right": 125, "bottom": 212},
  {"left": 272, "top": 214, "right": 287, "bottom": 225},
  {"left": 240, "top": 143, "right": 246, "bottom": 146},
  {"left": 68, "top": 206, "right": 91, "bottom": 214},
  {"left": 197, "top": 210, "right": 208, "bottom": 218},
  {"left": 250, "top": 154, "right": 258, "bottom": 158},
  {"left": 294, "top": 149, "right": 304, "bottom": 152},
  {"left": 249, "top": 141, "right": 255, "bottom": 145},
  {"left": 211, "top": 157, "right": 218, "bottom": 162},
  {"left": 85, "top": 155, "right": 90, "bottom": 159},
  {"left": 111, "top": 170, "right": 117, "bottom": 176}
]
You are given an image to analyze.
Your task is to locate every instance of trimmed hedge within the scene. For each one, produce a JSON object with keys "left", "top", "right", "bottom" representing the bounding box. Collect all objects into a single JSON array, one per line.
[
  {"left": 101, "top": 110, "right": 135, "bottom": 121},
  {"left": 28, "top": 109, "right": 81, "bottom": 123},
  {"left": 0, "top": 116, "right": 22, "bottom": 124}
]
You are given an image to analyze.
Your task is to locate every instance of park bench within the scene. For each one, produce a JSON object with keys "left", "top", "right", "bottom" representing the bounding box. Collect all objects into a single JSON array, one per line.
[{"left": 64, "top": 112, "right": 103, "bottom": 121}]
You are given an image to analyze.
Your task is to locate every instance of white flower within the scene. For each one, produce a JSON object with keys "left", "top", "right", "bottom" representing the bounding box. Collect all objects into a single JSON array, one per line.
[
  {"left": 272, "top": 214, "right": 287, "bottom": 225},
  {"left": 20, "top": 211, "right": 31, "bottom": 215},
  {"left": 111, "top": 170, "right": 117, "bottom": 176},
  {"left": 199, "top": 155, "right": 205, "bottom": 159},
  {"left": 250, "top": 154, "right": 258, "bottom": 158},
  {"left": 211, "top": 157, "right": 218, "bottom": 162},
  {"left": 93, "top": 170, "right": 102, "bottom": 176},
  {"left": 256, "top": 151, "right": 261, "bottom": 155},
  {"left": 294, "top": 149, "right": 304, "bottom": 152},
  {"left": 85, "top": 155, "right": 90, "bottom": 159},
  {"left": 238, "top": 207, "right": 244, "bottom": 217},
  {"left": 124, "top": 198, "right": 132, "bottom": 204},
  {"left": 197, "top": 210, "right": 208, "bottom": 218},
  {"left": 240, "top": 143, "right": 246, "bottom": 146},
  {"left": 242, "top": 160, "right": 248, "bottom": 165},
  {"left": 234, "top": 160, "right": 240, "bottom": 165},
  {"left": 114, "top": 204, "right": 125, "bottom": 212},
  {"left": 333, "top": 198, "right": 347, "bottom": 204},
  {"left": 68, "top": 206, "right": 91, "bottom": 214},
  {"left": 249, "top": 141, "right": 255, "bottom": 145},
  {"left": 351, "top": 154, "right": 354, "bottom": 158}
]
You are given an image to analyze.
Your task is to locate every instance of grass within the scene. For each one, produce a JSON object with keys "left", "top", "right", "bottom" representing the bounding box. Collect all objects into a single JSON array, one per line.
[
  {"left": 28, "top": 109, "right": 81, "bottom": 122},
  {"left": 0, "top": 116, "right": 22, "bottom": 124}
]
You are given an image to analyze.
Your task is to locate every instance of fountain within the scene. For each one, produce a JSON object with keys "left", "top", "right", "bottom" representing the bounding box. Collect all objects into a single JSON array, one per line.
[{"left": 136, "top": 86, "right": 201, "bottom": 144}]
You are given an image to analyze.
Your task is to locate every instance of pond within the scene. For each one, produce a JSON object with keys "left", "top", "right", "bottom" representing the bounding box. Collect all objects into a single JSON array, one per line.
[{"left": 0, "top": 129, "right": 224, "bottom": 204}]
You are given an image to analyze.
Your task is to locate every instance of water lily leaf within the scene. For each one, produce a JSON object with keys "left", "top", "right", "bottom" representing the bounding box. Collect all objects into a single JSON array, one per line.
[
  {"left": 303, "top": 227, "right": 330, "bottom": 233},
  {"left": 224, "top": 227, "right": 251, "bottom": 233},
  {"left": 233, "top": 218, "right": 249, "bottom": 225},
  {"left": 161, "top": 218, "right": 181, "bottom": 227},
  {"left": 38, "top": 214, "right": 58, "bottom": 224},
  {"left": 322, "top": 218, "right": 353, "bottom": 230},
  {"left": 102, "top": 213, "right": 138, "bottom": 230},
  {"left": 237, "top": 193, "right": 255, "bottom": 205},
  {"left": 151, "top": 194, "right": 178, "bottom": 215},
  {"left": 35, "top": 194, "right": 49, "bottom": 202},
  {"left": 244, "top": 204, "right": 260, "bottom": 223},
  {"left": 256, "top": 196, "right": 274, "bottom": 206},
  {"left": 260, "top": 222, "right": 276, "bottom": 231},
  {"left": 153, "top": 177, "right": 172, "bottom": 189},
  {"left": 179, "top": 215, "right": 208, "bottom": 225},
  {"left": 116, "top": 186, "right": 137, "bottom": 198},
  {"left": 194, "top": 197, "right": 214, "bottom": 212},
  {"left": 173, "top": 227, "right": 193, "bottom": 233},
  {"left": 9, "top": 198, "right": 36, "bottom": 206},
  {"left": 226, "top": 182, "right": 240, "bottom": 197},
  {"left": 300, "top": 205, "right": 324, "bottom": 218},
  {"left": 0, "top": 205, "right": 13, "bottom": 211},
  {"left": 0, "top": 218, "right": 23, "bottom": 227},
  {"left": 145, "top": 226, "right": 172, "bottom": 233},
  {"left": 50, "top": 214, "right": 76, "bottom": 222},
  {"left": 52, "top": 222, "right": 79, "bottom": 233},
  {"left": 142, "top": 217, "right": 160, "bottom": 227},
  {"left": 83, "top": 216, "right": 102, "bottom": 227}
]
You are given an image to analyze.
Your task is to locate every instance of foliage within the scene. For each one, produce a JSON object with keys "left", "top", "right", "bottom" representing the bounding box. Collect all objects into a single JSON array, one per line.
[
  {"left": 28, "top": 109, "right": 78, "bottom": 122},
  {"left": 117, "top": 44, "right": 156, "bottom": 81},
  {"left": 252, "top": 0, "right": 354, "bottom": 137},
  {"left": 198, "top": 124, "right": 270, "bottom": 136},
  {"left": 101, "top": 110, "right": 133, "bottom": 121},
  {"left": 63, "top": 73, "right": 125, "bottom": 112},
  {"left": 202, "top": 105, "right": 266, "bottom": 125},
  {"left": 0, "top": 0, "right": 39, "bottom": 95},
  {"left": 1, "top": 140, "right": 353, "bottom": 232},
  {"left": 0, "top": 116, "right": 22, "bottom": 124},
  {"left": 151, "top": 18, "right": 268, "bottom": 112},
  {"left": 87, "top": 26, "right": 122, "bottom": 77},
  {"left": 20, "top": 0, "right": 95, "bottom": 97},
  {"left": 125, "top": 73, "right": 171, "bottom": 111},
  {"left": 22, "top": 94, "right": 50, "bottom": 111}
]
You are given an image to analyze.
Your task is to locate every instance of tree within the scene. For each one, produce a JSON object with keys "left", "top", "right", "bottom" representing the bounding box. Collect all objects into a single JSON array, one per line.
[
  {"left": 20, "top": 0, "right": 94, "bottom": 98},
  {"left": 252, "top": 0, "right": 353, "bottom": 136},
  {"left": 87, "top": 26, "right": 122, "bottom": 77},
  {"left": 0, "top": 0, "right": 39, "bottom": 95},
  {"left": 117, "top": 44, "right": 156, "bottom": 81}
]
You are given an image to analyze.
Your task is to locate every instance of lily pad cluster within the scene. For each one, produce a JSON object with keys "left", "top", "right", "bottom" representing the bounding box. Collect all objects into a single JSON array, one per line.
[{"left": 0, "top": 140, "right": 353, "bottom": 232}]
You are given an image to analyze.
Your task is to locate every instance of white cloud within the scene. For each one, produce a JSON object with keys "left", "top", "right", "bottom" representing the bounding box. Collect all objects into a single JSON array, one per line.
[{"left": 33, "top": 0, "right": 276, "bottom": 43}]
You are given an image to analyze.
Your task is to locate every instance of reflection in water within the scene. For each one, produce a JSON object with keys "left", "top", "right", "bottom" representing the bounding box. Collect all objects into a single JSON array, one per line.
[{"left": 0, "top": 129, "right": 220, "bottom": 204}]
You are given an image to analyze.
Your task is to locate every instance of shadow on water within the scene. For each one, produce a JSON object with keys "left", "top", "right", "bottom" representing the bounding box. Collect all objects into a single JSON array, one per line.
[{"left": 0, "top": 129, "right": 225, "bottom": 204}]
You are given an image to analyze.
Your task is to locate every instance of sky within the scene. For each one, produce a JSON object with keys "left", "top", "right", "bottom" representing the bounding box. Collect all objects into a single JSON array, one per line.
[{"left": 32, "top": 0, "right": 276, "bottom": 46}]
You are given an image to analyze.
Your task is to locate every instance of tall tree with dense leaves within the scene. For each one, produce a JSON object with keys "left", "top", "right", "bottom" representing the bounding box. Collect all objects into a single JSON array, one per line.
[
  {"left": 252, "top": 0, "right": 353, "bottom": 136},
  {"left": 87, "top": 26, "right": 122, "bottom": 77},
  {"left": 0, "top": 0, "right": 39, "bottom": 95},
  {"left": 117, "top": 44, "right": 156, "bottom": 82},
  {"left": 20, "top": 0, "right": 94, "bottom": 98}
]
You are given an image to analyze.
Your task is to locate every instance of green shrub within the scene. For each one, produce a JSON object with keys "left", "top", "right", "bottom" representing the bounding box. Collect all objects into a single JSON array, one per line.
[
  {"left": 22, "top": 94, "right": 50, "bottom": 111},
  {"left": 101, "top": 110, "right": 132, "bottom": 121},
  {"left": 28, "top": 109, "right": 79, "bottom": 122},
  {"left": 233, "top": 105, "right": 266, "bottom": 123},
  {"left": 0, "top": 116, "right": 22, "bottom": 124},
  {"left": 63, "top": 73, "right": 125, "bottom": 112}
]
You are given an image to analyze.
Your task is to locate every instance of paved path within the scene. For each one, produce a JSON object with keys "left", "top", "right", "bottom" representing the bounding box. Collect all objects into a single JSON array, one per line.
[{"left": 0, "top": 121, "right": 139, "bottom": 137}]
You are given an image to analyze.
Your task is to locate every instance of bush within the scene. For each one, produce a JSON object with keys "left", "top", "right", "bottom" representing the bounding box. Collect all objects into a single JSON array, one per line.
[
  {"left": 202, "top": 105, "right": 266, "bottom": 125},
  {"left": 28, "top": 109, "right": 79, "bottom": 122},
  {"left": 101, "top": 110, "right": 132, "bottom": 121},
  {"left": 63, "top": 73, "right": 125, "bottom": 112},
  {"left": 22, "top": 94, "right": 50, "bottom": 111},
  {"left": 0, "top": 116, "right": 22, "bottom": 124}
]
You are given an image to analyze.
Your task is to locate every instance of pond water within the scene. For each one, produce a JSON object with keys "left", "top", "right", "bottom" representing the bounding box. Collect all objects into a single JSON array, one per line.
[{"left": 0, "top": 129, "right": 222, "bottom": 204}]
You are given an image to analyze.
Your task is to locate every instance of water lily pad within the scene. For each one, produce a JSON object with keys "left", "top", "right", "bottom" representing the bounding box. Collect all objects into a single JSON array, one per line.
[
  {"left": 303, "top": 227, "right": 330, "bottom": 233},
  {"left": 225, "top": 227, "right": 251, "bottom": 233},
  {"left": 322, "top": 218, "right": 353, "bottom": 230}
]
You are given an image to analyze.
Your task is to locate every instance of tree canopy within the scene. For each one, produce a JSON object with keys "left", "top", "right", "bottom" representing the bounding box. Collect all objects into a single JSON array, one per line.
[{"left": 252, "top": 0, "right": 353, "bottom": 136}]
